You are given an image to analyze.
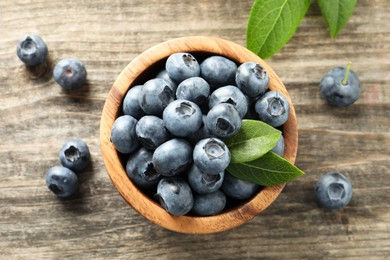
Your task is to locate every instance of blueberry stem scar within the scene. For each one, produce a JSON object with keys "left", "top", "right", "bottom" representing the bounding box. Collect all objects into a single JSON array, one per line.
[{"left": 342, "top": 62, "right": 352, "bottom": 86}]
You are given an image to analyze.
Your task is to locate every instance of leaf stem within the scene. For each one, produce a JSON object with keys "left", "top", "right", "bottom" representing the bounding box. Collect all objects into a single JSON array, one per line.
[{"left": 342, "top": 62, "right": 352, "bottom": 86}]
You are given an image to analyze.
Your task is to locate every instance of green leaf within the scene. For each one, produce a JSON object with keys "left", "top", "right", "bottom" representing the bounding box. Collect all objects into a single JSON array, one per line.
[
  {"left": 246, "top": 0, "right": 311, "bottom": 59},
  {"left": 223, "top": 119, "right": 281, "bottom": 163},
  {"left": 318, "top": 0, "right": 357, "bottom": 38},
  {"left": 227, "top": 152, "right": 304, "bottom": 186}
]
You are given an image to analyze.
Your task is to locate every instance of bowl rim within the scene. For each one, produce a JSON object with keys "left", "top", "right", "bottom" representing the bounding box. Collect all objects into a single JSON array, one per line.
[{"left": 100, "top": 36, "right": 298, "bottom": 234}]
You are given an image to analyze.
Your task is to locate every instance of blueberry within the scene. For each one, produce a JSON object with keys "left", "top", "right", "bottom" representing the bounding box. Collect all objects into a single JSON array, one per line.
[
  {"left": 53, "top": 58, "right": 87, "bottom": 91},
  {"left": 200, "top": 56, "right": 237, "bottom": 89},
  {"left": 166, "top": 53, "right": 200, "bottom": 83},
  {"left": 152, "top": 138, "right": 192, "bottom": 176},
  {"left": 320, "top": 65, "right": 360, "bottom": 106},
  {"left": 176, "top": 77, "right": 210, "bottom": 106},
  {"left": 208, "top": 85, "right": 248, "bottom": 118},
  {"left": 59, "top": 139, "right": 90, "bottom": 173},
  {"left": 235, "top": 62, "right": 269, "bottom": 97},
  {"left": 315, "top": 172, "right": 352, "bottom": 209},
  {"left": 156, "top": 69, "right": 178, "bottom": 93},
  {"left": 271, "top": 134, "right": 285, "bottom": 157},
  {"left": 126, "top": 147, "right": 160, "bottom": 189},
  {"left": 187, "top": 164, "right": 224, "bottom": 194},
  {"left": 222, "top": 171, "right": 260, "bottom": 200},
  {"left": 191, "top": 190, "right": 226, "bottom": 216},
  {"left": 155, "top": 177, "right": 194, "bottom": 216},
  {"left": 138, "top": 78, "right": 174, "bottom": 116},
  {"left": 136, "top": 115, "right": 170, "bottom": 150},
  {"left": 193, "top": 138, "right": 231, "bottom": 175},
  {"left": 162, "top": 99, "right": 203, "bottom": 137},
  {"left": 255, "top": 90, "right": 290, "bottom": 127},
  {"left": 206, "top": 103, "right": 242, "bottom": 138},
  {"left": 45, "top": 166, "right": 79, "bottom": 198},
  {"left": 110, "top": 115, "right": 140, "bottom": 154},
  {"left": 186, "top": 115, "right": 213, "bottom": 145},
  {"left": 123, "top": 85, "right": 146, "bottom": 120},
  {"left": 16, "top": 35, "right": 48, "bottom": 66}
]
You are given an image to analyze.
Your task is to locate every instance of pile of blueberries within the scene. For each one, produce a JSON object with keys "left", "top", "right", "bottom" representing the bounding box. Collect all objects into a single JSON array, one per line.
[{"left": 110, "top": 52, "right": 291, "bottom": 216}]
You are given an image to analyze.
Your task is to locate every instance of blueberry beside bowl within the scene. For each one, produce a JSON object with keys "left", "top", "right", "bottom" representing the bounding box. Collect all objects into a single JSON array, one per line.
[{"left": 100, "top": 36, "right": 298, "bottom": 234}]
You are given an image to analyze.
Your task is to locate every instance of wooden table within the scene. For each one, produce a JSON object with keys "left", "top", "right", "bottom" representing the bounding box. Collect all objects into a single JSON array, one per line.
[{"left": 1, "top": 0, "right": 389, "bottom": 258}]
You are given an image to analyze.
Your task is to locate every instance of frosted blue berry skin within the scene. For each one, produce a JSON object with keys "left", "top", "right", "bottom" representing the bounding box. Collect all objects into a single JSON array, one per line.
[
  {"left": 126, "top": 147, "right": 161, "bottom": 189},
  {"left": 200, "top": 56, "right": 237, "bottom": 89},
  {"left": 206, "top": 103, "right": 242, "bottom": 138},
  {"left": 16, "top": 35, "right": 48, "bottom": 66},
  {"left": 271, "top": 135, "right": 285, "bottom": 157},
  {"left": 235, "top": 62, "right": 269, "bottom": 97},
  {"left": 208, "top": 85, "right": 248, "bottom": 118},
  {"left": 187, "top": 164, "right": 224, "bottom": 194},
  {"left": 186, "top": 115, "right": 213, "bottom": 145},
  {"left": 45, "top": 166, "right": 79, "bottom": 198},
  {"left": 176, "top": 77, "right": 210, "bottom": 106},
  {"left": 138, "top": 78, "right": 174, "bottom": 116},
  {"left": 53, "top": 58, "right": 87, "bottom": 91},
  {"left": 110, "top": 115, "right": 140, "bottom": 154},
  {"left": 191, "top": 190, "right": 226, "bottom": 216},
  {"left": 320, "top": 67, "right": 360, "bottom": 106},
  {"left": 222, "top": 172, "right": 260, "bottom": 200},
  {"left": 255, "top": 90, "right": 290, "bottom": 127},
  {"left": 123, "top": 85, "right": 146, "bottom": 120},
  {"left": 152, "top": 138, "right": 192, "bottom": 176},
  {"left": 59, "top": 139, "right": 90, "bottom": 173},
  {"left": 193, "top": 138, "right": 231, "bottom": 175},
  {"left": 166, "top": 53, "right": 200, "bottom": 83},
  {"left": 155, "top": 177, "right": 194, "bottom": 216},
  {"left": 136, "top": 115, "right": 170, "bottom": 150},
  {"left": 156, "top": 69, "right": 178, "bottom": 93},
  {"left": 315, "top": 172, "right": 352, "bottom": 209},
  {"left": 162, "top": 99, "right": 203, "bottom": 137}
]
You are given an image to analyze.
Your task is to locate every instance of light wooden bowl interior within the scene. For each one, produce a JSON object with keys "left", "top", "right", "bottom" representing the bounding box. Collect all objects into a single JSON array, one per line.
[{"left": 100, "top": 36, "right": 298, "bottom": 234}]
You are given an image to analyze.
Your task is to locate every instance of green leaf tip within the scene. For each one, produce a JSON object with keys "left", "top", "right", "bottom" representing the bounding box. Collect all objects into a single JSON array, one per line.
[{"left": 246, "top": 0, "right": 311, "bottom": 59}]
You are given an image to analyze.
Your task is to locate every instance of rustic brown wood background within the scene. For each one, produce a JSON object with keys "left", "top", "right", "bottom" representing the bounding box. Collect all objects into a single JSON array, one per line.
[{"left": 1, "top": 0, "right": 389, "bottom": 259}]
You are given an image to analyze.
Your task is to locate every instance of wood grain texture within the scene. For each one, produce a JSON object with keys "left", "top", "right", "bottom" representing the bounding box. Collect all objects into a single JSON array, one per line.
[{"left": 1, "top": 0, "right": 389, "bottom": 258}]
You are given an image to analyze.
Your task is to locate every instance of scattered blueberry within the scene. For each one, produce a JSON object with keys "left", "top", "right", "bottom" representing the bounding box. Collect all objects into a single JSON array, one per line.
[
  {"left": 126, "top": 147, "right": 161, "bottom": 189},
  {"left": 208, "top": 85, "right": 248, "bottom": 118},
  {"left": 152, "top": 138, "right": 192, "bottom": 176},
  {"left": 136, "top": 115, "right": 170, "bottom": 150},
  {"left": 53, "top": 58, "right": 87, "bottom": 91},
  {"left": 255, "top": 90, "right": 290, "bottom": 127},
  {"left": 59, "top": 139, "right": 90, "bottom": 173},
  {"left": 191, "top": 190, "right": 226, "bottom": 216},
  {"left": 315, "top": 172, "right": 352, "bottom": 209},
  {"left": 222, "top": 171, "right": 260, "bottom": 200},
  {"left": 45, "top": 166, "right": 79, "bottom": 198},
  {"left": 162, "top": 99, "right": 203, "bottom": 137},
  {"left": 186, "top": 115, "right": 213, "bottom": 145},
  {"left": 123, "top": 85, "right": 146, "bottom": 120},
  {"left": 155, "top": 177, "right": 194, "bottom": 216},
  {"left": 138, "top": 78, "right": 174, "bottom": 116},
  {"left": 271, "top": 135, "right": 285, "bottom": 157},
  {"left": 16, "top": 35, "right": 48, "bottom": 66},
  {"left": 111, "top": 115, "right": 140, "bottom": 154},
  {"left": 166, "top": 53, "right": 200, "bottom": 83},
  {"left": 320, "top": 65, "right": 360, "bottom": 106},
  {"left": 206, "top": 103, "right": 242, "bottom": 138},
  {"left": 176, "top": 77, "right": 210, "bottom": 106},
  {"left": 193, "top": 138, "right": 231, "bottom": 175},
  {"left": 235, "top": 62, "right": 269, "bottom": 97},
  {"left": 187, "top": 164, "right": 224, "bottom": 194},
  {"left": 200, "top": 56, "right": 237, "bottom": 89}
]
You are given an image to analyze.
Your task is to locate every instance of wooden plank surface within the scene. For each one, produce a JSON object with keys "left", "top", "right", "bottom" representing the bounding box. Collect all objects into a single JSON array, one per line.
[{"left": 1, "top": 0, "right": 389, "bottom": 259}]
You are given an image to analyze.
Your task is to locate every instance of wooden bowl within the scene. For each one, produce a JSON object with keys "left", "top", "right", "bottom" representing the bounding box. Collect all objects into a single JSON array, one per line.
[{"left": 100, "top": 36, "right": 298, "bottom": 234}]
